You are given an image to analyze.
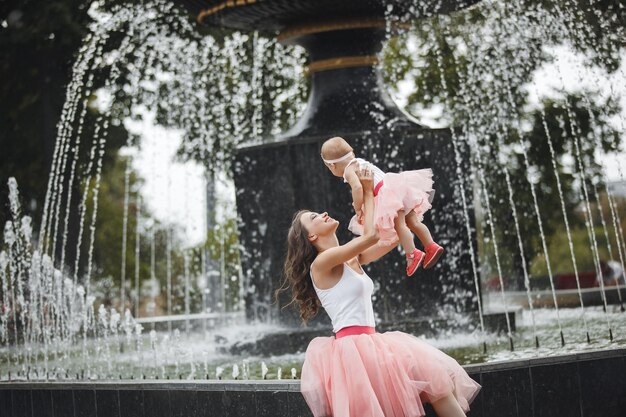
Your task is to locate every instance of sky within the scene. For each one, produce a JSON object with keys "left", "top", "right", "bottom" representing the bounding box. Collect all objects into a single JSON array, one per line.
[{"left": 127, "top": 42, "right": 626, "bottom": 247}]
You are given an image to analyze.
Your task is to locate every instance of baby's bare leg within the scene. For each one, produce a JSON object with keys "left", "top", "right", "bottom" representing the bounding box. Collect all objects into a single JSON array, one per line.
[
  {"left": 394, "top": 210, "right": 416, "bottom": 255},
  {"left": 405, "top": 210, "right": 434, "bottom": 247},
  {"left": 431, "top": 393, "right": 466, "bottom": 417}
]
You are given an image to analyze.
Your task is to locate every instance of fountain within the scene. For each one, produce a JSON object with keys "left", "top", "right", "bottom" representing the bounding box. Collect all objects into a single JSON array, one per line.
[
  {"left": 177, "top": 0, "right": 486, "bottom": 332},
  {"left": 1, "top": 0, "right": 626, "bottom": 416}
]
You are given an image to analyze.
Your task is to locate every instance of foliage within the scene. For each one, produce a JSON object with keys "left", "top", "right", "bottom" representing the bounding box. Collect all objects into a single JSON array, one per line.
[
  {"left": 529, "top": 193, "right": 626, "bottom": 277},
  {"left": 0, "top": 0, "right": 92, "bottom": 233},
  {"left": 205, "top": 216, "right": 243, "bottom": 312}
]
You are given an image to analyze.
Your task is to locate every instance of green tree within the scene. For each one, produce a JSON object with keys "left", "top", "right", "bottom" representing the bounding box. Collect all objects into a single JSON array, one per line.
[
  {"left": 0, "top": 0, "right": 92, "bottom": 233},
  {"left": 204, "top": 216, "right": 242, "bottom": 312}
]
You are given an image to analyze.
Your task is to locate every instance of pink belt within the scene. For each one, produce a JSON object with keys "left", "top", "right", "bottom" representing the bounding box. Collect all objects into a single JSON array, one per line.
[
  {"left": 336, "top": 325, "right": 376, "bottom": 339},
  {"left": 373, "top": 181, "right": 384, "bottom": 197}
]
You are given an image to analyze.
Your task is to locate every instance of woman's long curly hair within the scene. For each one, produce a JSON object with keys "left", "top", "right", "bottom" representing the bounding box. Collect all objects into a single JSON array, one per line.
[{"left": 276, "top": 210, "right": 321, "bottom": 324}]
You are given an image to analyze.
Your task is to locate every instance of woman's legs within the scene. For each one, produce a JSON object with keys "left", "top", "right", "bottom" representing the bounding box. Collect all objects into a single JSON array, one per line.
[
  {"left": 405, "top": 210, "right": 434, "bottom": 247},
  {"left": 431, "top": 394, "right": 466, "bottom": 417}
]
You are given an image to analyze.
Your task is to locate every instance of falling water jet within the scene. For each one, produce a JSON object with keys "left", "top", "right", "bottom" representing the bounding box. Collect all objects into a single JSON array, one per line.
[
  {"left": 59, "top": 39, "right": 107, "bottom": 273},
  {"left": 39, "top": 34, "right": 93, "bottom": 256},
  {"left": 433, "top": 28, "right": 516, "bottom": 349},
  {"left": 488, "top": 88, "right": 540, "bottom": 348},
  {"left": 557, "top": 17, "right": 626, "bottom": 314},
  {"left": 432, "top": 26, "right": 488, "bottom": 352},
  {"left": 201, "top": 246, "right": 207, "bottom": 336},
  {"left": 135, "top": 194, "right": 142, "bottom": 319},
  {"left": 166, "top": 179, "right": 173, "bottom": 335},
  {"left": 592, "top": 180, "right": 625, "bottom": 311},
  {"left": 602, "top": 165, "right": 626, "bottom": 312},
  {"left": 470, "top": 2, "right": 582, "bottom": 349},
  {"left": 551, "top": 0, "right": 626, "bottom": 325},
  {"left": 602, "top": 86, "right": 626, "bottom": 299},
  {"left": 73, "top": 33, "right": 131, "bottom": 297},
  {"left": 250, "top": 31, "right": 263, "bottom": 140},
  {"left": 564, "top": 99, "right": 614, "bottom": 339},
  {"left": 120, "top": 156, "right": 132, "bottom": 311},
  {"left": 479, "top": 9, "right": 557, "bottom": 347},
  {"left": 149, "top": 226, "right": 156, "bottom": 321},
  {"left": 44, "top": 33, "right": 105, "bottom": 260},
  {"left": 184, "top": 250, "right": 191, "bottom": 337},
  {"left": 537, "top": 101, "right": 592, "bottom": 344},
  {"left": 477, "top": 153, "right": 515, "bottom": 351},
  {"left": 82, "top": 33, "right": 140, "bottom": 308}
]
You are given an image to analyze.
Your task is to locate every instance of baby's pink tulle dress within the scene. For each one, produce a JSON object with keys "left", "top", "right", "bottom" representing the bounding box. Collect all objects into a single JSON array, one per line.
[
  {"left": 301, "top": 331, "right": 481, "bottom": 417},
  {"left": 348, "top": 165, "right": 435, "bottom": 246}
]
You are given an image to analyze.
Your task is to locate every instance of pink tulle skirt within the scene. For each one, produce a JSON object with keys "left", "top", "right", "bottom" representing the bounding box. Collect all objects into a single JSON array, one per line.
[
  {"left": 301, "top": 331, "right": 481, "bottom": 417},
  {"left": 348, "top": 169, "right": 435, "bottom": 246}
]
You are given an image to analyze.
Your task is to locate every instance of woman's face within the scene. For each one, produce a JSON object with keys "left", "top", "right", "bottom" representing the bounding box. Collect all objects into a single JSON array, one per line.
[{"left": 300, "top": 211, "right": 339, "bottom": 240}]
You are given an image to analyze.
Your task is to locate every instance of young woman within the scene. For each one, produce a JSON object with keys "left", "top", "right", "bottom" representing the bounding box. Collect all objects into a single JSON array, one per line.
[{"left": 278, "top": 166, "right": 480, "bottom": 417}]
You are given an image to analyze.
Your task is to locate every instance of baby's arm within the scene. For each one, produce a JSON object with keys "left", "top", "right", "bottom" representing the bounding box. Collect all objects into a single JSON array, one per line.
[{"left": 344, "top": 166, "right": 364, "bottom": 216}]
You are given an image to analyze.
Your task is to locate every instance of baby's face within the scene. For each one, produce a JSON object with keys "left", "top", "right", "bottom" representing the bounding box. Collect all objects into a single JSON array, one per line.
[{"left": 325, "top": 162, "right": 343, "bottom": 177}]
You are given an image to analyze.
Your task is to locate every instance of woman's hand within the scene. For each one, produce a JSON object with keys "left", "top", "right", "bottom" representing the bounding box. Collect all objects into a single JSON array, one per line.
[
  {"left": 356, "top": 165, "right": 374, "bottom": 193},
  {"left": 357, "top": 165, "right": 377, "bottom": 241}
]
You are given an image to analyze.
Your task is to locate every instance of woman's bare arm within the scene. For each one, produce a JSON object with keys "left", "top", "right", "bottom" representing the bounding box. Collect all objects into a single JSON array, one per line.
[{"left": 359, "top": 237, "right": 400, "bottom": 265}]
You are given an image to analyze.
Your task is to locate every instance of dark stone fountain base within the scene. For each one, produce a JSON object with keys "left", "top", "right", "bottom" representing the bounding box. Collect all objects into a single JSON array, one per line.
[{"left": 2, "top": 348, "right": 625, "bottom": 417}]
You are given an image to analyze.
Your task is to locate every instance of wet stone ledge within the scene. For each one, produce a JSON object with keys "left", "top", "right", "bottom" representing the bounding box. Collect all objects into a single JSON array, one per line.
[{"left": 1, "top": 347, "right": 625, "bottom": 417}]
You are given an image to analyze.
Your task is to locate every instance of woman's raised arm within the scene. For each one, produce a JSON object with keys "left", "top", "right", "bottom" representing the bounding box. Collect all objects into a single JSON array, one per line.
[{"left": 313, "top": 166, "right": 379, "bottom": 273}]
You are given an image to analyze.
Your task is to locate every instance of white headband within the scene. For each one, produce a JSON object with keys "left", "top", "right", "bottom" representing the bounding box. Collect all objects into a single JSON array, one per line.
[{"left": 322, "top": 151, "right": 354, "bottom": 164}]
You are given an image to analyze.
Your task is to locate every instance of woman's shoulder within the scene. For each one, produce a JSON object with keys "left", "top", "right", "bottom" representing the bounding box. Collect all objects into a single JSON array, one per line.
[{"left": 310, "top": 260, "right": 345, "bottom": 291}]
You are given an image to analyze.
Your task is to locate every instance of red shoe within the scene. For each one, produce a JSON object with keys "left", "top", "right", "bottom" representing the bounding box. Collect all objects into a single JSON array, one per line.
[
  {"left": 423, "top": 242, "right": 444, "bottom": 269},
  {"left": 406, "top": 248, "right": 425, "bottom": 276}
]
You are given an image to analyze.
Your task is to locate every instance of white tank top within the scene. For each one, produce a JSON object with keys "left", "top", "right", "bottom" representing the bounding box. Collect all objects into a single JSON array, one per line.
[
  {"left": 311, "top": 263, "right": 376, "bottom": 333},
  {"left": 342, "top": 158, "right": 385, "bottom": 188}
]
